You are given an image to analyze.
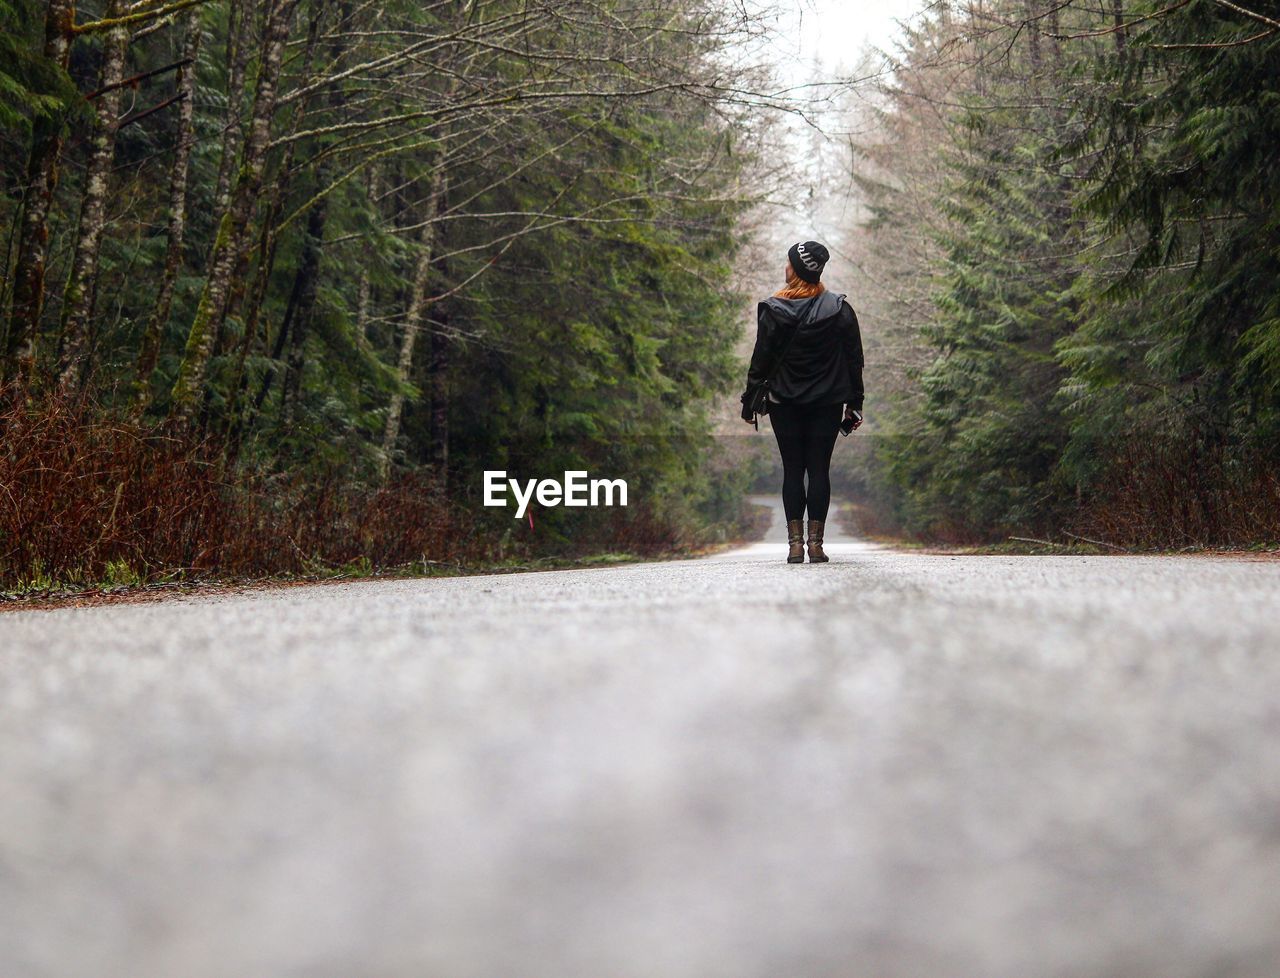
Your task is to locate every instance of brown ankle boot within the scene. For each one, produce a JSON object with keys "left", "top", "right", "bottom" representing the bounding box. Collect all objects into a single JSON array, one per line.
[
  {"left": 807, "top": 519, "right": 829, "bottom": 563},
  {"left": 786, "top": 519, "right": 805, "bottom": 563}
]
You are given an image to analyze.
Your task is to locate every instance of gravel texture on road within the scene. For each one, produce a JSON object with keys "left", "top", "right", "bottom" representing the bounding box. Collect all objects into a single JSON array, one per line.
[{"left": 2, "top": 498, "right": 1279, "bottom": 978}]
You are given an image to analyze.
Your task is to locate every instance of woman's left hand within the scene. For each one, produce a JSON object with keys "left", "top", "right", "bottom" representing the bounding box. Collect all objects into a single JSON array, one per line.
[{"left": 844, "top": 406, "right": 863, "bottom": 430}]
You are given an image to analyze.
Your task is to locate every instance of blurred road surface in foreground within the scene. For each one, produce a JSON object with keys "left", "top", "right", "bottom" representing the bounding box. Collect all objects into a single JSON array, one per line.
[{"left": 2, "top": 496, "right": 1279, "bottom": 978}]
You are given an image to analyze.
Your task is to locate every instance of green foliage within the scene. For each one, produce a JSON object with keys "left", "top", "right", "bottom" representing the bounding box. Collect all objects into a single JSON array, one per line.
[
  {"left": 0, "top": 0, "right": 76, "bottom": 131},
  {"left": 859, "top": 1, "right": 1280, "bottom": 545},
  {"left": 0, "top": 0, "right": 760, "bottom": 561}
]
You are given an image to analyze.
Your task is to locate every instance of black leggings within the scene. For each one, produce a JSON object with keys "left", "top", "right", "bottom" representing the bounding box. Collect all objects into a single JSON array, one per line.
[{"left": 769, "top": 400, "right": 842, "bottom": 522}]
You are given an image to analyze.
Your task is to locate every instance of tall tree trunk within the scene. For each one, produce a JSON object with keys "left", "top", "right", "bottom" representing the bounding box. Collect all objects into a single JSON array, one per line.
[
  {"left": 210, "top": 0, "right": 248, "bottom": 220},
  {"left": 428, "top": 303, "right": 449, "bottom": 480},
  {"left": 189, "top": 0, "right": 247, "bottom": 430},
  {"left": 1026, "top": 0, "right": 1042, "bottom": 74},
  {"left": 218, "top": 145, "right": 298, "bottom": 438},
  {"left": 219, "top": 221, "right": 292, "bottom": 468},
  {"left": 217, "top": 0, "right": 319, "bottom": 383},
  {"left": 133, "top": 8, "right": 203, "bottom": 412},
  {"left": 169, "top": 0, "right": 298, "bottom": 421},
  {"left": 281, "top": 193, "right": 326, "bottom": 422},
  {"left": 1047, "top": 0, "right": 1061, "bottom": 67},
  {"left": 970, "top": 1, "right": 987, "bottom": 98},
  {"left": 56, "top": 0, "right": 129, "bottom": 390},
  {"left": 1113, "top": 0, "right": 1126, "bottom": 59},
  {"left": 282, "top": 1, "right": 354, "bottom": 422},
  {"left": 379, "top": 166, "right": 445, "bottom": 482},
  {"left": 225, "top": 0, "right": 335, "bottom": 439},
  {"left": 427, "top": 174, "right": 451, "bottom": 483},
  {"left": 221, "top": 202, "right": 280, "bottom": 452},
  {"left": 4, "top": 0, "right": 76, "bottom": 386},
  {"left": 221, "top": 20, "right": 328, "bottom": 452},
  {"left": 354, "top": 263, "right": 373, "bottom": 342},
  {"left": 353, "top": 163, "right": 380, "bottom": 342}
]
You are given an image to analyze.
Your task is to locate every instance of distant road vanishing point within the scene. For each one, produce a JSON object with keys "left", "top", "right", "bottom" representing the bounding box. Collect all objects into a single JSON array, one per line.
[{"left": 3, "top": 497, "right": 1279, "bottom": 978}]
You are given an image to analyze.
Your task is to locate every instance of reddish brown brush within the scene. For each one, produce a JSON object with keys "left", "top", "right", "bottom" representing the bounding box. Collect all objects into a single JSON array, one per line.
[
  {"left": 1074, "top": 435, "right": 1280, "bottom": 550},
  {"left": 569, "top": 503, "right": 687, "bottom": 555},
  {"left": 0, "top": 389, "right": 221, "bottom": 586},
  {"left": 0, "top": 387, "right": 486, "bottom": 590},
  {"left": 218, "top": 470, "right": 480, "bottom": 573}
]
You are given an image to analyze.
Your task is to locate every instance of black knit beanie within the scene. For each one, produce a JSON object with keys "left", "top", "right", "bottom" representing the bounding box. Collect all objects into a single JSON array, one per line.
[
  {"left": 788, "top": 239, "right": 829, "bottom": 284},
  {"left": 788, "top": 240, "right": 829, "bottom": 284}
]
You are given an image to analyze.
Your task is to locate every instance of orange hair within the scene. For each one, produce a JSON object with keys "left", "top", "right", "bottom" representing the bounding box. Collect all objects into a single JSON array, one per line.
[{"left": 774, "top": 262, "right": 825, "bottom": 300}]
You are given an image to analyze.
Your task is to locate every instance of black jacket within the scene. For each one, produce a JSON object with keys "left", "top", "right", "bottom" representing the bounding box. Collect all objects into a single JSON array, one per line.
[{"left": 742, "top": 291, "right": 864, "bottom": 411}]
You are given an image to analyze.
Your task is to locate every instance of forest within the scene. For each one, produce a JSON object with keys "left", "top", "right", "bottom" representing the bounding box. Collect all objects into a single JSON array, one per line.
[
  {"left": 2, "top": 0, "right": 1278, "bottom": 592},
  {"left": 0, "top": 0, "right": 781, "bottom": 589},
  {"left": 844, "top": 0, "right": 1280, "bottom": 547}
]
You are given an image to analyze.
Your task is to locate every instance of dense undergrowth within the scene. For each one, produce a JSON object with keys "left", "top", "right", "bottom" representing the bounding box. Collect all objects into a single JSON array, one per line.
[
  {"left": 845, "top": 2, "right": 1280, "bottom": 550},
  {"left": 1, "top": 389, "right": 759, "bottom": 594}
]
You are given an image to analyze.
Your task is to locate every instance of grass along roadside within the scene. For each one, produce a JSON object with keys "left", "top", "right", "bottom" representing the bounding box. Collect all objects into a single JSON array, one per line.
[
  {"left": 0, "top": 547, "right": 731, "bottom": 614},
  {"left": 0, "top": 510, "right": 771, "bottom": 614}
]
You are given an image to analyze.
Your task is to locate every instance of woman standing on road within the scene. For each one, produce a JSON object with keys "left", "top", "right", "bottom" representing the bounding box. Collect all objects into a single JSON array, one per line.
[{"left": 740, "top": 241, "right": 864, "bottom": 564}]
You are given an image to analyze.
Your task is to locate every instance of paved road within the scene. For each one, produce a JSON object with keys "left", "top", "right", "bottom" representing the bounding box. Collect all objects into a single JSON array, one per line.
[{"left": 3, "top": 497, "right": 1280, "bottom": 978}]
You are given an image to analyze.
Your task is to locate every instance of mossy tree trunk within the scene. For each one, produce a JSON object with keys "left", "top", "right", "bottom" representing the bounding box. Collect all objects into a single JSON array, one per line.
[
  {"left": 57, "top": 0, "right": 129, "bottom": 390},
  {"left": 132, "top": 8, "right": 203, "bottom": 413},
  {"left": 379, "top": 165, "right": 445, "bottom": 481},
  {"left": 208, "top": 0, "right": 248, "bottom": 226},
  {"left": 282, "top": 1, "right": 356, "bottom": 423},
  {"left": 3, "top": 0, "right": 75, "bottom": 387},
  {"left": 169, "top": 0, "right": 298, "bottom": 422}
]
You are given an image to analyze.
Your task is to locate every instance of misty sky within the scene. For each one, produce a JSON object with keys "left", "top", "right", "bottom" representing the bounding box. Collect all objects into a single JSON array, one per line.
[
  {"left": 774, "top": 0, "right": 927, "bottom": 79},
  {"left": 751, "top": 0, "right": 930, "bottom": 277}
]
